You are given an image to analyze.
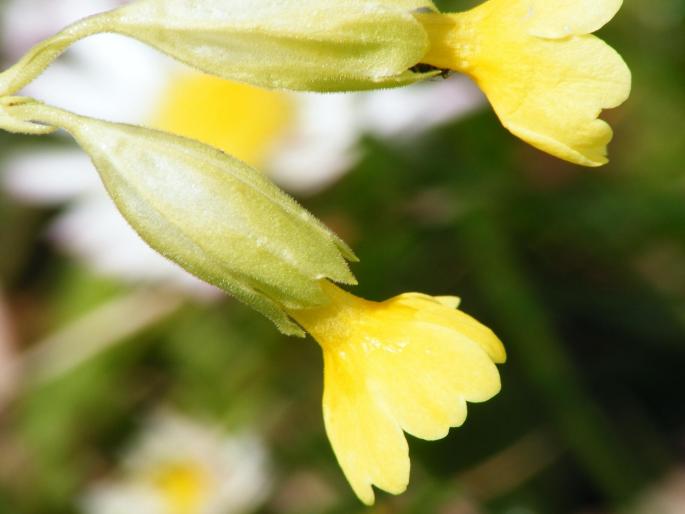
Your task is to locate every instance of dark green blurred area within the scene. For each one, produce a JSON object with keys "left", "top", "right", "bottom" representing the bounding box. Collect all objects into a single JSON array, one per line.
[{"left": 1, "top": 1, "right": 684, "bottom": 513}]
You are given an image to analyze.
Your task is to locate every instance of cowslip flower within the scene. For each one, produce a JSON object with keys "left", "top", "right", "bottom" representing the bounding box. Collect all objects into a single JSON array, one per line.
[
  {"left": 0, "top": 3, "right": 505, "bottom": 499},
  {"left": 0, "top": 0, "right": 630, "bottom": 165},
  {"left": 2, "top": 8, "right": 481, "bottom": 292},
  {"left": 414, "top": 0, "right": 631, "bottom": 166},
  {"left": 81, "top": 412, "right": 271, "bottom": 514},
  {"left": 4, "top": 95, "right": 505, "bottom": 502},
  {"left": 286, "top": 281, "right": 506, "bottom": 504}
]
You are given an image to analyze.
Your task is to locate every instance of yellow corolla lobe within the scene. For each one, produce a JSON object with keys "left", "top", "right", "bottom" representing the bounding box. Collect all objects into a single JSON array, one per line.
[
  {"left": 416, "top": 0, "right": 631, "bottom": 167},
  {"left": 288, "top": 282, "right": 505, "bottom": 504}
]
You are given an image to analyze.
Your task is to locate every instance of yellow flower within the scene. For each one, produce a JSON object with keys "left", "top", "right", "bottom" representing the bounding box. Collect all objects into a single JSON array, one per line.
[
  {"left": 288, "top": 281, "right": 506, "bottom": 504},
  {"left": 416, "top": 0, "right": 631, "bottom": 166},
  {"left": 104, "top": 0, "right": 630, "bottom": 165},
  {"left": 0, "top": 0, "right": 630, "bottom": 166}
]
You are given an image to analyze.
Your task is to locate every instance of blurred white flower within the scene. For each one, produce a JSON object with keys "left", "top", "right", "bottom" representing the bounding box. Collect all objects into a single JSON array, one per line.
[
  {"left": 1, "top": 0, "right": 484, "bottom": 293},
  {"left": 630, "top": 468, "right": 685, "bottom": 514},
  {"left": 81, "top": 412, "right": 272, "bottom": 514}
]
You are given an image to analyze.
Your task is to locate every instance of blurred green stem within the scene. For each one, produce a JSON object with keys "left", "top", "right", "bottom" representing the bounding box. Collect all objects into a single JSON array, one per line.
[
  {"left": 22, "top": 288, "right": 183, "bottom": 387},
  {"left": 457, "top": 209, "right": 643, "bottom": 506}
]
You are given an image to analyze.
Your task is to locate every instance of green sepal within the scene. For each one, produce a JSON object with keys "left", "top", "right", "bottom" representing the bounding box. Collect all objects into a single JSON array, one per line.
[
  {"left": 104, "top": 0, "right": 432, "bottom": 92},
  {"left": 11, "top": 101, "right": 358, "bottom": 336}
]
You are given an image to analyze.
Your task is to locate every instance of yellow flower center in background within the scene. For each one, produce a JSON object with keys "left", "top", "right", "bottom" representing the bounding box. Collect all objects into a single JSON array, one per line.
[
  {"left": 150, "top": 461, "right": 210, "bottom": 514},
  {"left": 151, "top": 73, "right": 293, "bottom": 168}
]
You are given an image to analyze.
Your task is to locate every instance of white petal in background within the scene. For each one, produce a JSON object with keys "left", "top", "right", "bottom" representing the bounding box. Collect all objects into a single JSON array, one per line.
[
  {"left": 270, "top": 77, "right": 486, "bottom": 195},
  {"left": 2, "top": 150, "right": 220, "bottom": 298},
  {"left": 18, "top": 34, "right": 173, "bottom": 125},
  {"left": 81, "top": 485, "right": 165, "bottom": 514},
  {"left": 631, "top": 468, "right": 685, "bottom": 514},
  {"left": 269, "top": 93, "right": 361, "bottom": 194},
  {"left": 1, "top": 0, "right": 123, "bottom": 60},
  {"left": 2, "top": 150, "right": 100, "bottom": 202},
  {"left": 49, "top": 196, "right": 220, "bottom": 298},
  {"left": 360, "top": 76, "right": 485, "bottom": 139}
]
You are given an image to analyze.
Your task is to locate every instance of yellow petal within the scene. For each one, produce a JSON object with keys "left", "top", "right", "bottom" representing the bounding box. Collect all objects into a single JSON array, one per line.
[
  {"left": 290, "top": 282, "right": 504, "bottom": 503},
  {"left": 393, "top": 293, "right": 506, "bottom": 363},
  {"left": 367, "top": 317, "right": 501, "bottom": 440},
  {"left": 434, "top": 295, "right": 461, "bottom": 309},
  {"left": 476, "top": 32, "right": 631, "bottom": 166},
  {"left": 322, "top": 348, "right": 409, "bottom": 505},
  {"left": 417, "top": 1, "right": 631, "bottom": 166},
  {"left": 523, "top": 0, "right": 624, "bottom": 39}
]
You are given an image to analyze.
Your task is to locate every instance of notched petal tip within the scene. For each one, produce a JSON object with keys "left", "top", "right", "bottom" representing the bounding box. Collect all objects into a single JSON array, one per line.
[
  {"left": 504, "top": 118, "right": 612, "bottom": 167},
  {"left": 441, "top": 0, "right": 629, "bottom": 166},
  {"left": 476, "top": 33, "right": 630, "bottom": 167},
  {"left": 434, "top": 295, "right": 461, "bottom": 309},
  {"left": 525, "top": 0, "right": 624, "bottom": 39},
  {"left": 300, "top": 285, "right": 505, "bottom": 503}
]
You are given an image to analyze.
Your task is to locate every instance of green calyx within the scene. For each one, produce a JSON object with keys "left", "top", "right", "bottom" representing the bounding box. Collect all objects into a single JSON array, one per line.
[
  {"left": 7, "top": 100, "right": 358, "bottom": 336},
  {"left": 107, "top": 0, "right": 435, "bottom": 92},
  {"left": 0, "top": 0, "right": 440, "bottom": 96}
]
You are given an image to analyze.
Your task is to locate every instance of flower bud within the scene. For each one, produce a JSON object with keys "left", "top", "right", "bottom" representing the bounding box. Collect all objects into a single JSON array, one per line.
[
  {"left": 12, "top": 100, "right": 357, "bottom": 336},
  {"left": 288, "top": 281, "right": 505, "bottom": 504},
  {"left": 103, "top": 0, "right": 437, "bottom": 91}
]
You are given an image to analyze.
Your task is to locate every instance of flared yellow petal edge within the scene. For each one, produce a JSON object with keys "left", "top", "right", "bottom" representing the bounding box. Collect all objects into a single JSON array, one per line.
[
  {"left": 524, "top": 0, "right": 624, "bottom": 39},
  {"left": 289, "top": 283, "right": 505, "bottom": 504},
  {"left": 418, "top": 0, "right": 631, "bottom": 166}
]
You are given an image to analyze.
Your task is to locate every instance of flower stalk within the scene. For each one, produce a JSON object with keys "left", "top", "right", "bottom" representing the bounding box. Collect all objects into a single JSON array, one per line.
[{"left": 0, "top": 14, "right": 109, "bottom": 97}]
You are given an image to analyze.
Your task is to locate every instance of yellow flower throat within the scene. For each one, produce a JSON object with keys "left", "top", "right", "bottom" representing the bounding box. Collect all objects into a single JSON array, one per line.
[
  {"left": 287, "top": 281, "right": 372, "bottom": 350},
  {"left": 415, "top": 11, "right": 478, "bottom": 73}
]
